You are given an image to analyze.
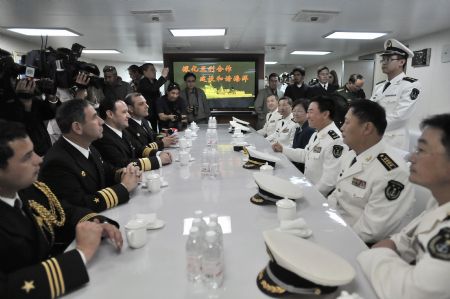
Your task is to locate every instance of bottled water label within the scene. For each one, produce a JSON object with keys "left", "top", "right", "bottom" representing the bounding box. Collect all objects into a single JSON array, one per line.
[
  {"left": 186, "top": 255, "right": 202, "bottom": 282},
  {"left": 202, "top": 260, "right": 224, "bottom": 286}
]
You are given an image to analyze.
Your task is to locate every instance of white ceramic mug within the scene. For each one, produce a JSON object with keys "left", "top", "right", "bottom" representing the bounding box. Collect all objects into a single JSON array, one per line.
[
  {"left": 125, "top": 219, "right": 147, "bottom": 249},
  {"left": 147, "top": 174, "right": 161, "bottom": 192},
  {"left": 276, "top": 198, "right": 297, "bottom": 222},
  {"left": 179, "top": 150, "right": 190, "bottom": 166}
]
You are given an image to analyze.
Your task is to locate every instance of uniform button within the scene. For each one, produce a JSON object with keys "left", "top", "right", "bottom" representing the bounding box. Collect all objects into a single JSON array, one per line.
[
  {"left": 339, "top": 173, "right": 342, "bottom": 177},
  {"left": 338, "top": 188, "right": 341, "bottom": 192}
]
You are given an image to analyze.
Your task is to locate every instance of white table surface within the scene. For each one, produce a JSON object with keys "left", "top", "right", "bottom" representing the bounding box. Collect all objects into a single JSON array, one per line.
[{"left": 65, "top": 124, "right": 377, "bottom": 299}]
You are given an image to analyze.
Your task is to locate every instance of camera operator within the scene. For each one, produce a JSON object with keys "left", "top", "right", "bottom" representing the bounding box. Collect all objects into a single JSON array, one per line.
[
  {"left": 156, "top": 82, "right": 188, "bottom": 131},
  {"left": 102, "top": 65, "right": 132, "bottom": 101},
  {"left": 180, "top": 72, "right": 210, "bottom": 124},
  {"left": 0, "top": 78, "right": 60, "bottom": 156}
]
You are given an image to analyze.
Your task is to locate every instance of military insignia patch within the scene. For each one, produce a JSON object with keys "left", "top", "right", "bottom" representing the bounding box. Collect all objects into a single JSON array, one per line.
[
  {"left": 328, "top": 130, "right": 340, "bottom": 140},
  {"left": 385, "top": 180, "right": 404, "bottom": 200},
  {"left": 377, "top": 153, "right": 398, "bottom": 171},
  {"left": 332, "top": 145, "right": 344, "bottom": 158},
  {"left": 81, "top": 170, "right": 86, "bottom": 177},
  {"left": 21, "top": 280, "right": 35, "bottom": 293},
  {"left": 386, "top": 40, "right": 392, "bottom": 48},
  {"left": 428, "top": 227, "right": 450, "bottom": 261},
  {"left": 313, "top": 146, "right": 322, "bottom": 153},
  {"left": 410, "top": 88, "right": 420, "bottom": 100},
  {"left": 352, "top": 177, "right": 367, "bottom": 189}
]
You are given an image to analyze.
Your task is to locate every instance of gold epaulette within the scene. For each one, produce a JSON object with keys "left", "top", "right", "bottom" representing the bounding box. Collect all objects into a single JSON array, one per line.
[{"left": 97, "top": 187, "right": 119, "bottom": 209}]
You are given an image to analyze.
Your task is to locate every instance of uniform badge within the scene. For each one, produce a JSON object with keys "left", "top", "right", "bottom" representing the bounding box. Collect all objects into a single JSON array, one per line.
[
  {"left": 328, "top": 130, "right": 340, "bottom": 140},
  {"left": 81, "top": 170, "right": 86, "bottom": 177},
  {"left": 332, "top": 145, "right": 344, "bottom": 158},
  {"left": 282, "top": 128, "right": 289, "bottom": 133},
  {"left": 385, "top": 180, "right": 404, "bottom": 200},
  {"left": 352, "top": 177, "right": 367, "bottom": 189},
  {"left": 428, "top": 227, "right": 450, "bottom": 261},
  {"left": 313, "top": 146, "right": 322, "bottom": 153},
  {"left": 386, "top": 40, "right": 392, "bottom": 48},
  {"left": 410, "top": 88, "right": 420, "bottom": 100},
  {"left": 21, "top": 280, "right": 35, "bottom": 293},
  {"left": 377, "top": 153, "right": 398, "bottom": 171}
]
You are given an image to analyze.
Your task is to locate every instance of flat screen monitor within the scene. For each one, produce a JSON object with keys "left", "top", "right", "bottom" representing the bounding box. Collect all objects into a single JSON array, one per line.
[{"left": 169, "top": 60, "right": 257, "bottom": 109}]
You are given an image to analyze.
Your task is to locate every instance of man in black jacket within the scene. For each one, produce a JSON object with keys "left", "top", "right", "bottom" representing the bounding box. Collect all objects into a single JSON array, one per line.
[
  {"left": 283, "top": 67, "right": 309, "bottom": 101},
  {"left": 39, "top": 99, "right": 141, "bottom": 212},
  {"left": 307, "top": 66, "right": 338, "bottom": 98},
  {"left": 0, "top": 120, "right": 122, "bottom": 299}
]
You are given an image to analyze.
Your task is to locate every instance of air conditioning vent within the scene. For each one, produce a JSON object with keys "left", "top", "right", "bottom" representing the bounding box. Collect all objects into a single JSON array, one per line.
[
  {"left": 130, "top": 9, "right": 174, "bottom": 23},
  {"left": 265, "top": 44, "right": 287, "bottom": 51},
  {"left": 292, "top": 10, "right": 339, "bottom": 23}
]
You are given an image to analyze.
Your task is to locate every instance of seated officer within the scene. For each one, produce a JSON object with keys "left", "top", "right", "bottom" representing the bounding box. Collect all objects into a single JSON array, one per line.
[
  {"left": 273, "top": 97, "right": 347, "bottom": 196},
  {"left": 0, "top": 120, "right": 123, "bottom": 299},
  {"left": 257, "top": 95, "right": 282, "bottom": 137},
  {"left": 358, "top": 114, "right": 450, "bottom": 299},
  {"left": 93, "top": 98, "right": 172, "bottom": 170},
  {"left": 266, "top": 96, "right": 297, "bottom": 147},
  {"left": 39, "top": 99, "right": 141, "bottom": 212},
  {"left": 328, "top": 100, "right": 414, "bottom": 244},
  {"left": 124, "top": 92, "right": 177, "bottom": 156}
]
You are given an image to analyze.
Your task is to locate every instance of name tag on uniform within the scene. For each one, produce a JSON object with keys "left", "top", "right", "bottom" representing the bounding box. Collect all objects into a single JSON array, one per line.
[
  {"left": 385, "top": 94, "right": 396, "bottom": 97},
  {"left": 282, "top": 128, "right": 289, "bottom": 133},
  {"left": 270, "top": 120, "right": 276, "bottom": 123},
  {"left": 313, "top": 146, "right": 322, "bottom": 153},
  {"left": 352, "top": 177, "right": 367, "bottom": 189}
]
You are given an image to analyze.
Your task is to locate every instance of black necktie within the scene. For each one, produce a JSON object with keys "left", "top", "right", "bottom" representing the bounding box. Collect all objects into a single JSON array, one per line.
[
  {"left": 313, "top": 134, "right": 317, "bottom": 142},
  {"left": 295, "top": 127, "right": 302, "bottom": 135},
  {"left": 382, "top": 81, "right": 391, "bottom": 93},
  {"left": 350, "top": 157, "right": 357, "bottom": 167},
  {"left": 281, "top": 120, "right": 285, "bottom": 127},
  {"left": 267, "top": 113, "right": 272, "bottom": 122},
  {"left": 323, "top": 84, "right": 327, "bottom": 90},
  {"left": 14, "top": 199, "right": 26, "bottom": 217}
]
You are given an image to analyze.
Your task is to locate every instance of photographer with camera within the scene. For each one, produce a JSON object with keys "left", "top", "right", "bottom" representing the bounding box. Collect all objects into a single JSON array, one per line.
[
  {"left": 156, "top": 82, "right": 188, "bottom": 131},
  {"left": 180, "top": 72, "right": 210, "bottom": 124}
]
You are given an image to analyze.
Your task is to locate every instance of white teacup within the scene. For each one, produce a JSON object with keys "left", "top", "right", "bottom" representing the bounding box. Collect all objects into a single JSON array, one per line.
[
  {"left": 276, "top": 198, "right": 297, "bottom": 222},
  {"left": 147, "top": 174, "right": 161, "bottom": 192},
  {"left": 125, "top": 219, "right": 147, "bottom": 249},
  {"left": 136, "top": 213, "right": 157, "bottom": 224},
  {"left": 179, "top": 150, "right": 190, "bottom": 165}
]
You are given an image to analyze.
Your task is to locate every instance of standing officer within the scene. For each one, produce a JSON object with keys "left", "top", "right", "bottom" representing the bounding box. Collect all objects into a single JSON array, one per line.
[
  {"left": 371, "top": 39, "right": 421, "bottom": 150},
  {"left": 273, "top": 97, "right": 347, "bottom": 196},
  {"left": 328, "top": 100, "right": 414, "bottom": 244}
]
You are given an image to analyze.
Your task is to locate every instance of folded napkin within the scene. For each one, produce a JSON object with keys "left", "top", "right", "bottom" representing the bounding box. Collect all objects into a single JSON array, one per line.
[{"left": 278, "top": 218, "right": 312, "bottom": 238}]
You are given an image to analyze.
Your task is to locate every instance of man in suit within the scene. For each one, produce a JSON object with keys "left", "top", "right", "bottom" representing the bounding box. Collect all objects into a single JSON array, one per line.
[
  {"left": 39, "top": 99, "right": 141, "bottom": 212},
  {"left": 93, "top": 98, "right": 172, "bottom": 170},
  {"left": 124, "top": 92, "right": 177, "bottom": 155},
  {"left": 307, "top": 66, "right": 338, "bottom": 98},
  {"left": 283, "top": 67, "right": 309, "bottom": 101},
  {"left": 0, "top": 120, "right": 123, "bottom": 299},
  {"left": 254, "top": 73, "right": 283, "bottom": 130}
]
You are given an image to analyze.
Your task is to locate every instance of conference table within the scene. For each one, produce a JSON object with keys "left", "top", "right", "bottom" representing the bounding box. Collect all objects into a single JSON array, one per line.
[{"left": 65, "top": 124, "right": 378, "bottom": 299}]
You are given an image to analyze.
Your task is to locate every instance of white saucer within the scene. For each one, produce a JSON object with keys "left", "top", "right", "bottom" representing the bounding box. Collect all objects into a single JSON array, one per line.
[
  {"left": 160, "top": 179, "right": 169, "bottom": 187},
  {"left": 276, "top": 227, "right": 312, "bottom": 238},
  {"left": 147, "top": 219, "right": 165, "bottom": 230}
]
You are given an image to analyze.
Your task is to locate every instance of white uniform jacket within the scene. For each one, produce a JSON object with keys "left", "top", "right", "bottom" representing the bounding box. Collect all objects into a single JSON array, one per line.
[
  {"left": 257, "top": 109, "right": 282, "bottom": 137},
  {"left": 282, "top": 122, "right": 347, "bottom": 196},
  {"left": 370, "top": 72, "right": 421, "bottom": 150},
  {"left": 266, "top": 114, "right": 297, "bottom": 147},
  {"left": 328, "top": 141, "right": 414, "bottom": 243},
  {"left": 358, "top": 201, "right": 450, "bottom": 299}
]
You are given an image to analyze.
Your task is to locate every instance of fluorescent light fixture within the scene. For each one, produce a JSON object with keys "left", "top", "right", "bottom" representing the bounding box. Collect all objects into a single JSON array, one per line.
[
  {"left": 290, "top": 51, "right": 331, "bottom": 55},
  {"left": 7, "top": 28, "right": 80, "bottom": 36},
  {"left": 144, "top": 60, "right": 164, "bottom": 64},
  {"left": 265, "top": 61, "right": 278, "bottom": 65},
  {"left": 82, "top": 49, "right": 121, "bottom": 54},
  {"left": 324, "top": 31, "right": 387, "bottom": 40},
  {"left": 170, "top": 28, "right": 226, "bottom": 37}
]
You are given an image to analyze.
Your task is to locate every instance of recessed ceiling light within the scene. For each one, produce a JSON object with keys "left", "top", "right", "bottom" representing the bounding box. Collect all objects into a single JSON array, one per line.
[
  {"left": 82, "top": 49, "right": 121, "bottom": 54},
  {"left": 290, "top": 51, "right": 331, "bottom": 55},
  {"left": 169, "top": 29, "right": 226, "bottom": 37},
  {"left": 7, "top": 28, "right": 81, "bottom": 36},
  {"left": 265, "top": 61, "right": 278, "bottom": 65},
  {"left": 324, "top": 31, "right": 387, "bottom": 40},
  {"left": 144, "top": 60, "right": 163, "bottom": 64}
]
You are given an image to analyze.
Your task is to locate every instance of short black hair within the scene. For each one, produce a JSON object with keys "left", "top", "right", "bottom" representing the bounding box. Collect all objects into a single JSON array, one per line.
[
  {"left": 310, "top": 96, "right": 335, "bottom": 120},
  {"left": 317, "top": 66, "right": 329, "bottom": 75},
  {"left": 291, "top": 67, "right": 305, "bottom": 77},
  {"left": 124, "top": 92, "right": 142, "bottom": 107},
  {"left": 0, "top": 120, "right": 28, "bottom": 169},
  {"left": 56, "top": 99, "right": 91, "bottom": 134},
  {"left": 183, "top": 72, "right": 196, "bottom": 81},
  {"left": 278, "top": 96, "right": 293, "bottom": 107},
  {"left": 128, "top": 64, "right": 142, "bottom": 74},
  {"left": 167, "top": 82, "right": 181, "bottom": 92},
  {"left": 420, "top": 114, "right": 450, "bottom": 158},
  {"left": 140, "top": 63, "right": 155, "bottom": 71},
  {"left": 268, "top": 73, "right": 279, "bottom": 81},
  {"left": 348, "top": 74, "right": 364, "bottom": 84},
  {"left": 349, "top": 100, "right": 387, "bottom": 136},
  {"left": 98, "top": 97, "right": 121, "bottom": 120},
  {"left": 293, "top": 99, "right": 310, "bottom": 113}
]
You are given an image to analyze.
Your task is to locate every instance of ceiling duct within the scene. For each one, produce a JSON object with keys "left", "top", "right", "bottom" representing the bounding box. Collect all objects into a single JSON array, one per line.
[
  {"left": 292, "top": 10, "right": 340, "bottom": 23},
  {"left": 265, "top": 44, "right": 287, "bottom": 51},
  {"left": 130, "top": 9, "right": 174, "bottom": 23}
]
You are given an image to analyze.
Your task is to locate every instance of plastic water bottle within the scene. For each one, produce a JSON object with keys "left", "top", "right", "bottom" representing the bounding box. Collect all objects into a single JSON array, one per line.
[
  {"left": 206, "top": 221, "right": 223, "bottom": 246},
  {"left": 194, "top": 210, "right": 208, "bottom": 228},
  {"left": 211, "top": 117, "right": 217, "bottom": 129},
  {"left": 202, "top": 231, "right": 224, "bottom": 289},
  {"left": 210, "top": 129, "right": 218, "bottom": 148},
  {"left": 209, "top": 214, "right": 223, "bottom": 235},
  {"left": 201, "top": 148, "right": 210, "bottom": 177},
  {"left": 208, "top": 117, "right": 213, "bottom": 129},
  {"left": 186, "top": 226, "right": 204, "bottom": 283},
  {"left": 209, "top": 148, "right": 219, "bottom": 177}
]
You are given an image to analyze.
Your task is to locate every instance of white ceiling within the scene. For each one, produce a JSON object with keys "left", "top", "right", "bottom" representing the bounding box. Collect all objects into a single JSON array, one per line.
[{"left": 1, "top": 0, "right": 450, "bottom": 67}]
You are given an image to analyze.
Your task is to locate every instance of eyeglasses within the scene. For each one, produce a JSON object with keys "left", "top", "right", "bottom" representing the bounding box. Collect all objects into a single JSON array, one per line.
[{"left": 379, "top": 57, "right": 401, "bottom": 64}]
